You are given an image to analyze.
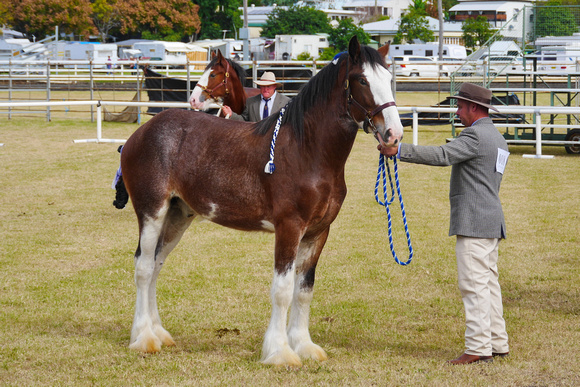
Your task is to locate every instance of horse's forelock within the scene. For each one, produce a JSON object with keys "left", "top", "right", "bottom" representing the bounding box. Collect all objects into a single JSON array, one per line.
[{"left": 204, "top": 57, "right": 247, "bottom": 85}]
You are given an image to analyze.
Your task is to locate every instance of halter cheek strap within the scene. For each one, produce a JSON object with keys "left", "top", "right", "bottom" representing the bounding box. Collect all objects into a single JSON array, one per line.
[{"left": 199, "top": 60, "right": 231, "bottom": 100}]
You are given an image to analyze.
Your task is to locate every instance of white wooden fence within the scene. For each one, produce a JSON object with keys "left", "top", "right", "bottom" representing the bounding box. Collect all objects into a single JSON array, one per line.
[{"left": 0, "top": 100, "right": 579, "bottom": 158}]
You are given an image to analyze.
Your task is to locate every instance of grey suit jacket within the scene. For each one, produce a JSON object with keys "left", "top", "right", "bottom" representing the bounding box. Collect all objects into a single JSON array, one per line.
[
  {"left": 399, "top": 117, "right": 508, "bottom": 238},
  {"left": 230, "top": 92, "right": 291, "bottom": 122}
]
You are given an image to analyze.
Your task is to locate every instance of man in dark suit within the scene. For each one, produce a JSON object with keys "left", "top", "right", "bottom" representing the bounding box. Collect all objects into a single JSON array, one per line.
[
  {"left": 379, "top": 83, "right": 510, "bottom": 365},
  {"left": 222, "top": 71, "right": 290, "bottom": 122}
]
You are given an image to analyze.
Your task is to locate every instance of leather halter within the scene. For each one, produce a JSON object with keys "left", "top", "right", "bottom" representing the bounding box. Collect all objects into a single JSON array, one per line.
[
  {"left": 199, "top": 59, "right": 230, "bottom": 101},
  {"left": 343, "top": 56, "right": 397, "bottom": 135}
]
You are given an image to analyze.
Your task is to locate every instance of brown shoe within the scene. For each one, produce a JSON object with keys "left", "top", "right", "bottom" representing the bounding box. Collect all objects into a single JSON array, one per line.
[
  {"left": 492, "top": 352, "right": 509, "bottom": 358},
  {"left": 447, "top": 353, "right": 493, "bottom": 365}
]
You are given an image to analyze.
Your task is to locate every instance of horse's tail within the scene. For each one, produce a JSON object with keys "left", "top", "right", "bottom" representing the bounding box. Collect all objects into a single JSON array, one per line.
[
  {"left": 113, "top": 175, "right": 129, "bottom": 209},
  {"left": 113, "top": 145, "right": 129, "bottom": 209}
]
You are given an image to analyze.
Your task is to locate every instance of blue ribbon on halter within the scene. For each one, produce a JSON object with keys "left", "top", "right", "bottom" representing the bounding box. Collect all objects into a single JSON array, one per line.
[
  {"left": 264, "top": 106, "right": 286, "bottom": 174},
  {"left": 374, "top": 154, "right": 414, "bottom": 266}
]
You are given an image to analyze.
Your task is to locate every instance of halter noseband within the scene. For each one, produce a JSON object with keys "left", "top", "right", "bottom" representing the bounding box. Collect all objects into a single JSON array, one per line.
[
  {"left": 199, "top": 60, "right": 231, "bottom": 100},
  {"left": 343, "top": 56, "right": 397, "bottom": 135}
]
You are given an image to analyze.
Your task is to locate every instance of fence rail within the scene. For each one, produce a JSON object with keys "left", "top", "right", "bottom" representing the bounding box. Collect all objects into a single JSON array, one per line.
[{"left": 1, "top": 100, "right": 578, "bottom": 158}]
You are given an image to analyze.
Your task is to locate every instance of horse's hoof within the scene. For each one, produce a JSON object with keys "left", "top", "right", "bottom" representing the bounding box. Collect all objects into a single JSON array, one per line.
[
  {"left": 295, "top": 343, "right": 328, "bottom": 362},
  {"left": 129, "top": 335, "right": 162, "bottom": 353},
  {"left": 154, "top": 327, "right": 176, "bottom": 347},
  {"left": 261, "top": 348, "right": 303, "bottom": 367}
]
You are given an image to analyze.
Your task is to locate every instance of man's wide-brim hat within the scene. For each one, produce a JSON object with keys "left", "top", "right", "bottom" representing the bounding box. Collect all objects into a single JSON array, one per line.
[
  {"left": 447, "top": 82, "right": 499, "bottom": 112},
  {"left": 255, "top": 71, "right": 281, "bottom": 87}
]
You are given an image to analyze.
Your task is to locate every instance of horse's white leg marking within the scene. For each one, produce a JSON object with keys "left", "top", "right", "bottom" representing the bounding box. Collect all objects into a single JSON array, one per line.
[
  {"left": 287, "top": 241, "right": 328, "bottom": 361},
  {"left": 261, "top": 262, "right": 302, "bottom": 367},
  {"left": 129, "top": 208, "right": 167, "bottom": 353}
]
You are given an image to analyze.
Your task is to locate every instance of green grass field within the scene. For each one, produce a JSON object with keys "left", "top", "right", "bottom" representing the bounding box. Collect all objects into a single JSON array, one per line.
[{"left": 0, "top": 116, "right": 578, "bottom": 386}]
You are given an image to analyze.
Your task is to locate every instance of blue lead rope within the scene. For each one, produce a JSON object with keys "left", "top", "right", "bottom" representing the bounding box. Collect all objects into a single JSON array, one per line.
[{"left": 374, "top": 154, "right": 414, "bottom": 266}]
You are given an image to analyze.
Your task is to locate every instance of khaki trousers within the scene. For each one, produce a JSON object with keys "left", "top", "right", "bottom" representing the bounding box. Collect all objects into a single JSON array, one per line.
[{"left": 456, "top": 236, "right": 509, "bottom": 356}]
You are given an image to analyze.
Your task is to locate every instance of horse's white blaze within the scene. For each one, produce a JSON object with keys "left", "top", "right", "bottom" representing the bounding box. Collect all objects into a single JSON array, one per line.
[
  {"left": 188, "top": 69, "right": 211, "bottom": 110},
  {"left": 261, "top": 264, "right": 302, "bottom": 366},
  {"left": 363, "top": 62, "right": 404, "bottom": 143}
]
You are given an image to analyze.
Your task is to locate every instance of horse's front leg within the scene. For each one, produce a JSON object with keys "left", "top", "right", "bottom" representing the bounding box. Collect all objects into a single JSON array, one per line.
[
  {"left": 287, "top": 229, "right": 329, "bottom": 362},
  {"left": 261, "top": 223, "right": 303, "bottom": 367}
]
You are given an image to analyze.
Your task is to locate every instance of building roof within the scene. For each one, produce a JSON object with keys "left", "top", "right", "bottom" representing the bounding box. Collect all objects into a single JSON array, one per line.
[
  {"left": 363, "top": 17, "right": 464, "bottom": 34},
  {"left": 450, "top": 1, "right": 532, "bottom": 12}
]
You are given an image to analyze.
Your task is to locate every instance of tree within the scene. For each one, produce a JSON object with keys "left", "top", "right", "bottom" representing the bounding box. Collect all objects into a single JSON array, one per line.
[
  {"left": 462, "top": 16, "right": 495, "bottom": 51},
  {"left": 393, "top": 0, "right": 434, "bottom": 44},
  {"left": 92, "top": 0, "right": 122, "bottom": 42},
  {"left": 9, "top": 0, "right": 96, "bottom": 40},
  {"left": 117, "top": 0, "right": 201, "bottom": 41},
  {"left": 260, "top": 5, "right": 331, "bottom": 37},
  {"left": 195, "top": 0, "right": 243, "bottom": 40},
  {"left": 328, "top": 18, "right": 370, "bottom": 52},
  {"left": 534, "top": 0, "right": 577, "bottom": 38},
  {"left": 393, "top": 14, "right": 434, "bottom": 44}
]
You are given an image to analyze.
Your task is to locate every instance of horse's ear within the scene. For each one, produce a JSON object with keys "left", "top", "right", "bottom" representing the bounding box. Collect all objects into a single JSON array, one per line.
[
  {"left": 211, "top": 51, "right": 217, "bottom": 60},
  {"left": 378, "top": 41, "right": 390, "bottom": 58},
  {"left": 216, "top": 50, "right": 224, "bottom": 61},
  {"left": 348, "top": 36, "right": 361, "bottom": 64}
]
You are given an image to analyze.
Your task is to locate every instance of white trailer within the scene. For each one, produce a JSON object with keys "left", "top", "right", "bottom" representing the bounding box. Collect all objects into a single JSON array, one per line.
[
  {"left": 536, "top": 46, "right": 580, "bottom": 72},
  {"left": 52, "top": 42, "right": 118, "bottom": 66},
  {"left": 274, "top": 34, "right": 329, "bottom": 60},
  {"left": 390, "top": 43, "right": 467, "bottom": 59},
  {"left": 132, "top": 41, "right": 206, "bottom": 65}
]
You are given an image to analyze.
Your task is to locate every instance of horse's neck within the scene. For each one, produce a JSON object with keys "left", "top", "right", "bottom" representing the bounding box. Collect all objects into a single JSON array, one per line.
[
  {"left": 223, "top": 77, "right": 248, "bottom": 115},
  {"left": 302, "top": 99, "right": 359, "bottom": 167}
]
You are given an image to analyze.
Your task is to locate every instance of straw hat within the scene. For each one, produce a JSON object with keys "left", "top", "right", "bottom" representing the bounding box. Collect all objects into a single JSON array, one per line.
[
  {"left": 255, "top": 72, "right": 281, "bottom": 87},
  {"left": 448, "top": 82, "right": 499, "bottom": 112}
]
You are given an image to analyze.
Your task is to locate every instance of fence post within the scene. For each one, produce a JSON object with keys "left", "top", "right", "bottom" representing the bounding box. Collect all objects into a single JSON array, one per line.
[
  {"left": 523, "top": 110, "right": 554, "bottom": 159},
  {"left": 412, "top": 107, "right": 419, "bottom": 145},
  {"left": 46, "top": 60, "right": 51, "bottom": 122},
  {"left": 90, "top": 61, "right": 94, "bottom": 122}
]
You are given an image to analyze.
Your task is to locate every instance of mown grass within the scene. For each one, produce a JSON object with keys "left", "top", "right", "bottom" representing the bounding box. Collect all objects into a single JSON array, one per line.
[{"left": 0, "top": 115, "right": 578, "bottom": 386}]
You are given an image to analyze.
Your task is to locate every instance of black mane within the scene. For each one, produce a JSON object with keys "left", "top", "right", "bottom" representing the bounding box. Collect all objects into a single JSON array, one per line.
[
  {"left": 206, "top": 56, "right": 247, "bottom": 87},
  {"left": 253, "top": 45, "right": 388, "bottom": 144}
]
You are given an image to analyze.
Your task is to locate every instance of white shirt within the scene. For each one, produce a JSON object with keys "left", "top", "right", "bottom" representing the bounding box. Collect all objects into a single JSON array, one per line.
[{"left": 260, "top": 91, "right": 277, "bottom": 119}]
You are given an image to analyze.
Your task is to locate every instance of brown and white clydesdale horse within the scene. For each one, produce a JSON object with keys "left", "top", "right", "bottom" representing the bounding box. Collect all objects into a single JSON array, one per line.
[
  {"left": 188, "top": 50, "right": 260, "bottom": 115},
  {"left": 115, "top": 37, "right": 403, "bottom": 367}
]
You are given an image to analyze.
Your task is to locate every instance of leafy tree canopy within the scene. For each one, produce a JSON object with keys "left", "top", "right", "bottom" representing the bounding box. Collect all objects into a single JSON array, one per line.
[
  {"left": 117, "top": 0, "right": 200, "bottom": 41},
  {"left": 8, "top": 0, "right": 95, "bottom": 40},
  {"left": 461, "top": 15, "right": 495, "bottom": 51},
  {"left": 393, "top": 13, "right": 434, "bottom": 44},
  {"left": 534, "top": 0, "right": 577, "bottom": 38},
  {"left": 260, "top": 5, "right": 331, "bottom": 37},
  {"left": 328, "top": 18, "right": 371, "bottom": 52},
  {"left": 195, "top": 0, "right": 243, "bottom": 40}
]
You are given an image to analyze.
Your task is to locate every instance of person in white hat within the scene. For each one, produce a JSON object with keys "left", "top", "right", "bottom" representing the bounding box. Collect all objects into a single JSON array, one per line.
[
  {"left": 223, "top": 71, "right": 290, "bottom": 122},
  {"left": 379, "top": 83, "right": 510, "bottom": 366}
]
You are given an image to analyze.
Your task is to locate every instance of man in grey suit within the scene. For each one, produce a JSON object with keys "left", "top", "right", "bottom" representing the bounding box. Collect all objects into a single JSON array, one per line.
[
  {"left": 222, "top": 72, "right": 290, "bottom": 122},
  {"left": 379, "top": 83, "right": 510, "bottom": 365}
]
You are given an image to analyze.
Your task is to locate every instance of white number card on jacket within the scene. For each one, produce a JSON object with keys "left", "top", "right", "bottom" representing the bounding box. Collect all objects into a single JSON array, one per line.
[{"left": 496, "top": 148, "right": 509, "bottom": 174}]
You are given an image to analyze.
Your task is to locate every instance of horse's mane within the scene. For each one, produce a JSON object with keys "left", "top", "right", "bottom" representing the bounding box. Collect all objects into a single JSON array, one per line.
[
  {"left": 205, "top": 56, "right": 247, "bottom": 87},
  {"left": 253, "top": 45, "right": 388, "bottom": 144}
]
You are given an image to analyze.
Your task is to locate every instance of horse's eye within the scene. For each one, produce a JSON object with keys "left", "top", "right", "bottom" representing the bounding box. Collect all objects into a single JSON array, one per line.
[
  {"left": 209, "top": 73, "right": 216, "bottom": 78},
  {"left": 359, "top": 78, "right": 368, "bottom": 86}
]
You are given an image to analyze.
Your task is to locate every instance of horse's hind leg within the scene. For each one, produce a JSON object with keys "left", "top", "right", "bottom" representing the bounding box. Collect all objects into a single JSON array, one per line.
[
  {"left": 287, "top": 229, "right": 329, "bottom": 362},
  {"left": 130, "top": 197, "right": 194, "bottom": 353}
]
